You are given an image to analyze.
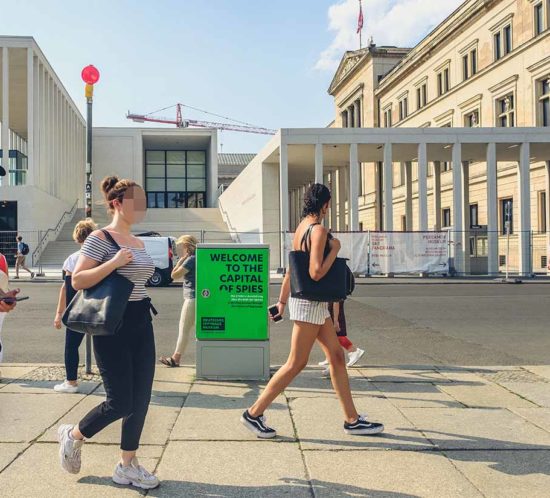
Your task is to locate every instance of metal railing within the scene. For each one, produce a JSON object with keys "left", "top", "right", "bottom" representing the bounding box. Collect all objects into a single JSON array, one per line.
[{"left": 32, "top": 199, "right": 79, "bottom": 271}]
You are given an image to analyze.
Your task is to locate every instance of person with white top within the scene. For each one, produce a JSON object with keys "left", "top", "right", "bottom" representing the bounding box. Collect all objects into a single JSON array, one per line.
[{"left": 53, "top": 219, "right": 97, "bottom": 393}]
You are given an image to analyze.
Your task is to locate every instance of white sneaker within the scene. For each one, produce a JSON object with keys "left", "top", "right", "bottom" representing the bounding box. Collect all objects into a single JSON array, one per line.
[
  {"left": 318, "top": 359, "right": 329, "bottom": 366},
  {"left": 347, "top": 348, "right": 365, "bottom": 367},
  {"left": 57, "top": 424, "right": 84, "bottom": 474},
  {"left": 113, "top": 457, "right": 160, "bottom": 489},
  {"left": 321, "top": 367, "right": 330, "bottom": 378},
  {"left": 54, "top": 381, "right": 79, "bottom": 393}
]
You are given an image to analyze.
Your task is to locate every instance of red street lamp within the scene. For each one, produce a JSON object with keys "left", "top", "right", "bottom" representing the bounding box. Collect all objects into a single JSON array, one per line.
[{"left": 81, "top": 64, "right": 100, "bottom": 85}]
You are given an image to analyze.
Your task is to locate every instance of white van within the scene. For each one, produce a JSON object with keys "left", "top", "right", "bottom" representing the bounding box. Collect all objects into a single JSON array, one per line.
[{"left": 137, "top": 233, "right": 177, "bottom": 287}]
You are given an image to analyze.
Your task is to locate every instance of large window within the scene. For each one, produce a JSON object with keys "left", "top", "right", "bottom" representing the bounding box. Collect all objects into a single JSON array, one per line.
[
  {"left": 442, "top": 208, "right": 451, "bottom": 228},
  {"left": 465, "top": 110, "right": 480, "bottom": 127},
  {"left": 540, "top": 78, "right": 550, "bottom": 126},
  {"left": 399, "top": 96, "right": 408, "bottom": 121},
  {"left": 494, "top": 23, "right": 512, "bottom": 61},
  {"left": 470, "top": 203, "right": 479, "bottom": 228},
  {"left": 534, "top": 2, "right": 546, "bottom": 36},
  {"left": 145, "top": 150, "right": 207, "bottom": 208},
  {"left": 500, "top": 198, "right": 513, "bottom": 234},
  {"left": 437, "top": 68, "right": 450, "bottom": 96},
  {"left": 383, "top": 106, "right": 392, "bottom": 127},
  {"left": 497, "top": 94, "right": 515, "bottom": 127}
]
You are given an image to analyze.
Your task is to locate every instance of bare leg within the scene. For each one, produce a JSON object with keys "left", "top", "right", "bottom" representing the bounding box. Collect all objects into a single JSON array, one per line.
[
  {"left": 248, "top": 321, "right": 319, "bottom": 417},
  {"left": 121, "top": 450, "right": 136, "bottom": 466},
  {"left": 317, "top": 318, "right": 359, "bottom": 423}
]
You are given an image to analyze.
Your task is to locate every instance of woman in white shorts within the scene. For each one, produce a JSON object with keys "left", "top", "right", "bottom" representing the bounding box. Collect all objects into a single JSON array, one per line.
[{"left": 241, "top": 183, "right": 384, "bottom": 438}]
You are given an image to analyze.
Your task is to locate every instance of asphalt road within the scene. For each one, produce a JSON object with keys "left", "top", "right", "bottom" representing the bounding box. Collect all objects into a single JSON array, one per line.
[{"left": 2, "top": 280, "right": 550, "bottom": 366}]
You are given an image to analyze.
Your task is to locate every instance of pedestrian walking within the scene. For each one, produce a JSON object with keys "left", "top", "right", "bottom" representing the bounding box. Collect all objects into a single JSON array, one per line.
[
  {"left": 14, "top": 235, "right": 34, "bottom": 279},
  {"left": 319, "top": 300, "right": 365, "bottom": 377},
  {"left": 159, "top": 235, "right": 197, "bottom": 368},
  {"left": 57, "top": 175, "right": 160, "bottom": 489},
  {"left": 52, "top": 218, "right": 97, "bottom": 393},
  {"left": 240, "top": 183, "right": 384, "bottom": 438},
  {"left": 0, "top": 251, "right": 20, "bottom": 379}
]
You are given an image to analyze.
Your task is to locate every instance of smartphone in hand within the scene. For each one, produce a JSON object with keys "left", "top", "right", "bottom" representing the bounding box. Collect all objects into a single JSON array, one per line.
[
  {"left": 268, "top": 304, "right": 283, "bottom": 323},
  {"left": 0, "top": 296, "right": 29, "bottom": 303}
]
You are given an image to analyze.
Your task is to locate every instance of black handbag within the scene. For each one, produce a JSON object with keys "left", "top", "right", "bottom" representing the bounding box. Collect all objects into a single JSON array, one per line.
[
  {"left": 289, "top": 224, "right": 354, "bottom": 302},
  {"left": 62, "top": 230, "right": 134, "bottom": 336}
]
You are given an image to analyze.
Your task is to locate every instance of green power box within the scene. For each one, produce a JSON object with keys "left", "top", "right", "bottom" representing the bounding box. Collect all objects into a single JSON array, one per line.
[{"left": 196, "top": 244, "right": 269, "bottom": 341}]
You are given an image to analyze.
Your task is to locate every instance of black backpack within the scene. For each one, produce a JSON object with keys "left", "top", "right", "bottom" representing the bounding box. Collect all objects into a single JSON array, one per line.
[{"left": 20, "top": 242, "right": 29, "bottom": 255}]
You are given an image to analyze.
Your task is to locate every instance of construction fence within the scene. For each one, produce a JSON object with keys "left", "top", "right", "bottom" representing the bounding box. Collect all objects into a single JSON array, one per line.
[{"left": 0, "top": 229, "right": 547, "bottom": 277}]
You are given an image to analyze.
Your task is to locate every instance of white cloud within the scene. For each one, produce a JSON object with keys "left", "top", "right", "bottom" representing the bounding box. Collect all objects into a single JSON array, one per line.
[{"left": 316, "top": 0, "right": 464, "bottom": 71}]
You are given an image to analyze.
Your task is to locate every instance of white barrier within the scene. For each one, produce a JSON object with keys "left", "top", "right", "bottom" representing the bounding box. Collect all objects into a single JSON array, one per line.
[{"left": 285, "top": 230, "right": 449, "bottom": 275}]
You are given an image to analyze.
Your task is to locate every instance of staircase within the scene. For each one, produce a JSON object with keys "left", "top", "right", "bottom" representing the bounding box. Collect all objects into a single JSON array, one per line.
[
  {"left": 38, "top": 209, "right": 85, "bottom": 267},
  {"left": 38, "top": 208, "right": 233, "bottom": 268}
]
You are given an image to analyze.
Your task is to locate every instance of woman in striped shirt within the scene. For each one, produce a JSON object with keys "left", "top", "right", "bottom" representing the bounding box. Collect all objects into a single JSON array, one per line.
[
  {"left": 56, "top": 176, "right": 160, "bottom": 490},
  {"left": 241, "top": 183, "right": 384, "bottom": 438}
]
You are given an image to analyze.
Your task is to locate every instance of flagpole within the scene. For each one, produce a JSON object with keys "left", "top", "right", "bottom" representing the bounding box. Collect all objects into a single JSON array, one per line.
[{"left": 359, "top": 0, "right": 363, "bottom": 49}]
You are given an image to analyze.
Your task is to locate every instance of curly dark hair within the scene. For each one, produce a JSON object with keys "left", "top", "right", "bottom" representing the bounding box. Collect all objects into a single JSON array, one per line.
[{"left": 302, "top": 183, "right": 331, "bottom": 218}]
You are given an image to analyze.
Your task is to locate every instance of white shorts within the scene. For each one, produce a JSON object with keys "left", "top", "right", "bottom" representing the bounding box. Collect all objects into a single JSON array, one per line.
[{"left": 288, "top": 297, "right": 330, "bottom": 325}]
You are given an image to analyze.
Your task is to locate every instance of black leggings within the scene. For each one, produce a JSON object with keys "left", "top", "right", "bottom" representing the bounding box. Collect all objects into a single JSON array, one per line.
[
  {"left": 78, "top": 299, "right": 155, "bottom": 451},
  {"left": 65, "top": 329, "right": 85, "bottom": 381}
]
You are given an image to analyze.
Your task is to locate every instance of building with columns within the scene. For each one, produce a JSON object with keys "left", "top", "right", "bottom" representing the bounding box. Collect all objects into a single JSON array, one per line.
[
  {"left": 326, "top": 0, "right": 550, "bottom": 274},
  {"left": 0, "top": 36, "right": 86, "bottom": 236}
]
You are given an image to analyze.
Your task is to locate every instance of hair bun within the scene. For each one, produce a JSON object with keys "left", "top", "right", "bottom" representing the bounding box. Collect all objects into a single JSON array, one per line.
[{"left": 101, "top": 175, "right": 119, "bottom": 196}]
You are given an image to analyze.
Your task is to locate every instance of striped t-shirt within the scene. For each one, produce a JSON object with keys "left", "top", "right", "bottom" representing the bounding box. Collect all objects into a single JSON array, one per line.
[{"left": 80, "top": 233, "right": 155, "bottom": 301}]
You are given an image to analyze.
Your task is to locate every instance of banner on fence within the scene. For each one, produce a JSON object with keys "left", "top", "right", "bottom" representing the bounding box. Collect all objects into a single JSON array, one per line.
[{"left": 369, "top": 232, "right": 448, "bottom": 274}]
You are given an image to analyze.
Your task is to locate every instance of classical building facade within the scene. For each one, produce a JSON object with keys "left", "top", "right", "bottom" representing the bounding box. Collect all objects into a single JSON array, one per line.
[{"left": 326, "top": 0, "right": 550, "bottom": 273}]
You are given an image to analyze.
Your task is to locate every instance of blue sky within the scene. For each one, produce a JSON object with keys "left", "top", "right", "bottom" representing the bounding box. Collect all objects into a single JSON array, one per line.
[{"left": 2, "top": 0, "right": 462, "bottom": 152}]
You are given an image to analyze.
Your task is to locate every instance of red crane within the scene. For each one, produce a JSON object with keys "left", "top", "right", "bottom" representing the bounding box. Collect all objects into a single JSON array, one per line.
[{"left": 126, "top": 103, "right": 276, "bottom": 135}]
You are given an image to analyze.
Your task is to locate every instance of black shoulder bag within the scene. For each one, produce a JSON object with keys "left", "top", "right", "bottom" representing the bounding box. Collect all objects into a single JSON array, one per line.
[
  {"left": 62, "top": 230, "right": 135, "bottom": 336},
  {"left": 289, "top": 224, "right": 355, "bottom": 302}
]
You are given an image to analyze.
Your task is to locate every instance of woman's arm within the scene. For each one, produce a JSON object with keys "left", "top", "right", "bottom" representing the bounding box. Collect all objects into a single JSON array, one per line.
[
  {"left": 72, "top": 250, "right": 132, "bottom": 290},
  {"left": 54, "top": 282, "right": 67, "bottom": 329},
  {"left": 171, "top": 263, "right": 189, "bottom": 280},
  {"left": 271, "top": 270, "right": 291, "bottom": 320},
  {"left": 308, "top": 226, "right": 340, "bottom": 281}
]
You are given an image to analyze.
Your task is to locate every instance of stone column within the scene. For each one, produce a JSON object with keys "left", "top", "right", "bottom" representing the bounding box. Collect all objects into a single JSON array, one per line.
[
  {"left": 518, "top": 142, "right": 531, "bottom": 276},
  {"left": 417, "top": 142, "right": 428, "bottom": 230},
  {"left": 404, "top": 161, "right": 413, "bottom": 230},
  {"left": 487, "top": 143, "right": 498, "bottom": 275},
  {"left": 279, "top": 142, "right": 289, "bottom": 268},
  {"left": 2, "top": 47, "right": 10, "bottom": 185},
  {"left": 349, "top": 143, "right": 359, "bottom": 231},
  {"left": 452, "top": 143, "right": 466, "bottom": 274},
  {"left": 383, "top": 142, "right": 393, "bottom": 231},
  {"left": 315, "top": 143, "right": 323, "bottom": 185},
  {"left": 432, "top": 161, "right": 442, "bottom": 230}
]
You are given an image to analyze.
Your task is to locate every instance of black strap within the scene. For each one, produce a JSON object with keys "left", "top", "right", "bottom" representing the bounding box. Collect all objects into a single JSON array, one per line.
[
  {"left": 300, "top": 223, "right": 320, "bottom": 253},
  {"left": 101, "top": 229, "right": 122, "bottom": 251}
]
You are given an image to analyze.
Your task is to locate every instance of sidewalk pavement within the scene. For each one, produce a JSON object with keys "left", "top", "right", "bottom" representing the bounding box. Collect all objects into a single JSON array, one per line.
[{"left": 1, "top": 363, "right": 550, "bottom": 497}]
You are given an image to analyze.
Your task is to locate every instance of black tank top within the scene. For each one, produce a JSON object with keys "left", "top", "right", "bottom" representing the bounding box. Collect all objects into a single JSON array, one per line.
[{"left": 300, "top": 223, "right": 331, "bottom": 258}]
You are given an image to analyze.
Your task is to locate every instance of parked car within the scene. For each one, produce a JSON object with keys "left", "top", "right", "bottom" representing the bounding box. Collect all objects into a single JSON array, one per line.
[{"left": 137, "top": 232, "right": 177, "bottom": 287}]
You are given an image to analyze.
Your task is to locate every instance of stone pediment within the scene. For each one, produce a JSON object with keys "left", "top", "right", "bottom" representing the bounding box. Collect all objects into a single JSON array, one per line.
[{"left": 328, "top": 50, "right": 368, "bottom": 95}]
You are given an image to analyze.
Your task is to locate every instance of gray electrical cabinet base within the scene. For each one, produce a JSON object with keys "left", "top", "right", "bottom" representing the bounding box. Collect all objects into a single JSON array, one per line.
[{"left": 196, "top": 340, "right": 270, "bottom": 381}]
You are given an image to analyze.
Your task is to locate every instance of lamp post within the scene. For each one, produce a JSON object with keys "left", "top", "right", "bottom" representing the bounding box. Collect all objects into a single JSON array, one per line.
[{"left": 81, "top": 64, "right": 100, "bottom": 374}]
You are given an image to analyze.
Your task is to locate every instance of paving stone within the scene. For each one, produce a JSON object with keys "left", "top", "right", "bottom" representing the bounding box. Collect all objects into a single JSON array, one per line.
[
  {"left": 0, "top": 380, "right": 100, "bottom": 395},
  {"left": 400, "top": 407, "right": 550, "bottom": 450},
  {"left": 0, "top": 443, "right": 28, "bottom": 472},
  {"left": 496, "top": 382, "right": 550, "bottom": 407},
  {"left": 151, "top": 441, "right": 311, "bottom": 497},
  {"left": 437, "top": 374, "right": 536, "bottom": 408},
  {"left": 0, "top": 366, "right": 39, "bottom": 389},
  {"left": 290, "top": 396, "right": 434, "bottom": 450},
  {"left": 305, "top": 450, "right": 482, "bottom": 497},
  {"left": 372, "top": 381, "right": 463, "bottom": 408},
  {"left": 509, "top": 408, "right": 550, "bottom": 433},
  {"left": 171, "top": 393, "right": 294, "bottom": 441},
  {"left": 0, "top": 393, "right": 81, "bottom": 442},
  {"left": 284, "top": 368, "right": 380, "bottom": 398},
  {"left": 360, "top": 367, "right": 450, "bottom": 383},
  {"left": 522, "top": 365, "right": 550, "bottom": 381},
  {"left": 445, "top": 450, "right": 550, "bottom": 498},
  {"left": 0, "top": 442, "right": 161, "bottom": 497},
  {"left": 39, "top": 394, "right": 184, "bottom": 446}
]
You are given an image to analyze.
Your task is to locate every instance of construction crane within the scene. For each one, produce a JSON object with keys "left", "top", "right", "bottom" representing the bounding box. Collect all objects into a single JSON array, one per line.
[{"left": 126, "top": 103, "right": 276, "bottom": 135}]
